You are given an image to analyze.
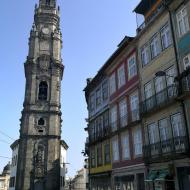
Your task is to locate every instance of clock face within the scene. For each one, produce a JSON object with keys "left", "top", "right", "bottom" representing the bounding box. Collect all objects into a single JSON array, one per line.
[{"left": 42, "top": 27, "right": 49, "bottom": 35}]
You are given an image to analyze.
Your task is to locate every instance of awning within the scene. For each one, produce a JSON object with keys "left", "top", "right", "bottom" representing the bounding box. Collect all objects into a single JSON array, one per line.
[
  {"left": 145, "top": 170, "right": 158, "bottom": 182},
  {"left": 155, "top": 170, "right": 170, "bottom": 181}
]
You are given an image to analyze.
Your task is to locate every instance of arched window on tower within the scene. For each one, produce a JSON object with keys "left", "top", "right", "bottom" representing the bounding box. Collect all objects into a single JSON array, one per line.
[{"left": 38, "top": 81, "right": 48, "bottom": 101}]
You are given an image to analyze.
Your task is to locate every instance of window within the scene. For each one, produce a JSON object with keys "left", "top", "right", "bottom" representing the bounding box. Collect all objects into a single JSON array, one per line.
[
  {"left": 109, "top": 73, "right": 116, "bottom": 95},
  {"left": 117, "top": 64, "right": 126, "bottom": 88},
  {"left": 9, "top": 177, "right": 15, "bottom": 188},
  {"left": 0, "top": 181, "right": 4, "bottom": 188},
  {"left": 141, "top": 44, "right": 150, "bottom": 66},
  {"left": 110, "top": 105, "right": 117, "bottom": 131},
  {"left": 128, "top": 54, "right": 137, "bottom": 79},
  {"left": 150, "top": 34, "right": 160, "bottom": 58},
  {"left": 133, "top": 128, "right": 142, "bottom": 156},
  {"left": 96, "top": 88, "right": 101, "bottom": 107},
  {"left": 176, "top": 6, "right": 189, "bottom": 37},
  {"left": 144, "top": 82, "right": 153, "bottom": 99},
  {"left": 91, "top": 148, "right": 96, "bottom": 168},
  {"left": 102, "top": 81, "right": 108, "bottom": 101},
  {"left": 104, "top": 143, "right": 110, "bottom": 164},
  {"left": 161, "top": 24, "right": 172, "bottom": 49},
  {"left": 166, "top": 66, "right": 176, "bottom": 97},
  {"left": 155, "top": 76, "right": 165, "bottom": 104},
  {"left": 97, "top": 144, "right": 102, "bottom": 166},
  {"left": 148, "top": 123, "right": 159, "bottom": 144},
  {"left": 171, "top": 113, "right": 184, "bottom": 137},
  {"left": 103, "top": 111, "right": 109, "bottom": 135},
  {"left": 119, "top": 98, "right": 128, "bottom": 127},
  {"left": 38, "top": 81, "right": 48, "bottom": 100},
  {"left": 96, "top": 117, "right": 102, "bottom": 138},
  {"left": 38, "top": 118, "right": 45, "bottom": 126},
  {"left": 112, "top": 137, "right": 119, "bottom": 161},
  {"left": 159, "top": 118, "right": 170, "bottom": 141},
  {"left": 155, "top": 77, "right": 165, "bottom": 93},
  {"left": 183, "top": 54, "right": 190, "bottom": 69},
  {"left": 89, "top": 94, "right": 95, "bottom": 111},
  {"left": 121, "top": 132, "right": 130, "bottom": 159},
  {"left": 130, "top": 93, "right": 139, "bottom": 121}
]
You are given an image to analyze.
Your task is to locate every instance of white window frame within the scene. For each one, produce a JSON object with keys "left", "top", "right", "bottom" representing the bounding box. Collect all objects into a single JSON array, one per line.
[
  {"left": 133, "top": 127, "right": 142, "bottom": 156},
  {"left": 128, "top": 54, "right": 137, "bottom": 79},
  {"left": 176, "top": 5, "right": 190, "bottom": 37},
  {"left": 150, "top": 34, "right": 160, "bottom": 58},
  {"left": 112, "top": 137, "right": 119, "bottom": 162},
  {"left": 121, "top": 132, "right": 130, "bottom": 160},
  {"left": 110, "top": 105, "right": 117, "bottom": 131},
  {"left": 117, "top": 64, "right": 126, "bottom": 88},
  {"left": 148, "top": 123, "right": 159, "bottom": 144},
  {"left": 119, "top": 98, "right": 128, "bottom": 127},
  {"left": 141, "top": 44, "right": 150, "bottom": 66},
  {"left": 155, "top": 76, "right": 165, "bottom": 93},
  {"left": 161, "top": 23, "right": 172, "bottom": 49},
  {"left": 159, "top": 118, "right": 170, "bottom": 141},
  {"left": 171, "top": 113, "right": 184, "bottom": 137},
  {"left": 130, "top": 92, "right": 139, "bottom": 121},
  {"left": 109, "top": 73, "right": 116, "bottom": 95},
  {"left": 144, "top": 82, "right": 153, "bottom": 99}
]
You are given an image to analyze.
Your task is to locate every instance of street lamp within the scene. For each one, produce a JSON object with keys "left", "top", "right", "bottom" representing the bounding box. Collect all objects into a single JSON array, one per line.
[{"left": 155, "top": 71, "right": 175, "bottom": 79}]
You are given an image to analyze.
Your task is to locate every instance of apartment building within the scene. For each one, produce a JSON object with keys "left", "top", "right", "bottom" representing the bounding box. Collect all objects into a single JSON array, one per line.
[
  {"left": 135, "top": 0, "right": 190, "bottom": 190},
  {"left": 84, "top": 70, "right": 112, "bottom": 189},
  {"left": 84, "top": 1, "right": 190, "bottom": 190},
  {"left": 107, "top": 36, "right": 145, "bottom": 190}
]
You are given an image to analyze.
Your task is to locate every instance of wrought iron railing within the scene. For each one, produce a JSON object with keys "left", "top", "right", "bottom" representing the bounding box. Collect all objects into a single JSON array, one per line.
[
  {"left": 143, "top": 136, "right": 189, "bottom": 163},
  {"left": 141, "top": 85, "right": 178, "bottom": 115}
]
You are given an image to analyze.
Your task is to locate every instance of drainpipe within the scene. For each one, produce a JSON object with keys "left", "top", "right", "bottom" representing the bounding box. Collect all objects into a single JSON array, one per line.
[{"left": 163, "top": 0, "right": 190, "bottom": 152}]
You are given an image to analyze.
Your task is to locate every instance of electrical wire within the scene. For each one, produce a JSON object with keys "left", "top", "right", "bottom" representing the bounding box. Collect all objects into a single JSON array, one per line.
[{"left": 0, "top": 130, "right": 15, "bottom": 141}]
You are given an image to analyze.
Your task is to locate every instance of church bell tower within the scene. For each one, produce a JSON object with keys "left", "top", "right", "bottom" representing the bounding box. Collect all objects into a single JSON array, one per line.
[{"left": 16, "top": 0, "right": 64, "bottom": 189}]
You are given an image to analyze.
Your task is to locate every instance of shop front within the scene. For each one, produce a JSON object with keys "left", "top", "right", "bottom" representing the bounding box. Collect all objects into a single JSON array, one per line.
[
  {"left": 177, "top": 166, "right": 190, "bottom": 190},
  {"left": 145, "top": 169, "right": 174, "bottom": 190},
  {"left": 90, "top": 173, "right": 111, "bottom": 190}
]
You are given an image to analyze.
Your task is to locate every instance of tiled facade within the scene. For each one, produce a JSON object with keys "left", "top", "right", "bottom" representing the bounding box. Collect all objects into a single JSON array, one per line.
[{"left": 84, "top": 0, "right": 190, "bottom": 190}]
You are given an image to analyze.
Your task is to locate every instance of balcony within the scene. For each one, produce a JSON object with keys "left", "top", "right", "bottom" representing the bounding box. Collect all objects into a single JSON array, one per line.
[
  {"left": 89, "top": 125, "right": 111, "bottom": 144},
  {"left": 141, "top": 85, "right": 178, "bottom": 116},
  {"left": 143, "top": 136, "right": 189, "bottom": 164}
]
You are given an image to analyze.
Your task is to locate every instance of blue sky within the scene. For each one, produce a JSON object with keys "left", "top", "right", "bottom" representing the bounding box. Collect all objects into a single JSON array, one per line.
[{"left": 0, "top": 0, "right": 140, "bottom": 177}]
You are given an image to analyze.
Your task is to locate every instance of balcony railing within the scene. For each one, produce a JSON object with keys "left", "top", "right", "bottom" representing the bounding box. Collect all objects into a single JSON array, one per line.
[
  {"left": 141, "top": 85, "right": 178, "bottom": 115},
  {"left": 143, "top": 136, "right": 189, "bottom": 163},
  {"left": 89, "top": 125, "right": 111, "bottom": 144}
]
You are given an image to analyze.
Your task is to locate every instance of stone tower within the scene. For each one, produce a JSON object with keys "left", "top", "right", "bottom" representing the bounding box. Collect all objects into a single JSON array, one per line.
[{"left": 16, "top": 0, "right": 64, "bottom": 189}]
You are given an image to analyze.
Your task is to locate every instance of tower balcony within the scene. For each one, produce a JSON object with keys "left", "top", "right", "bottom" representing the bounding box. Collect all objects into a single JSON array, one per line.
[{"left": 143, "top": 136, "right": 189, "bottom": 164}]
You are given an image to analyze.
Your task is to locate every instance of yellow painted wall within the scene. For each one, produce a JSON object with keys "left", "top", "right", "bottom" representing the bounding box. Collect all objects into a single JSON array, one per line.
[{"left": 90, "top": 139, "right": 112, "bottom": 174}]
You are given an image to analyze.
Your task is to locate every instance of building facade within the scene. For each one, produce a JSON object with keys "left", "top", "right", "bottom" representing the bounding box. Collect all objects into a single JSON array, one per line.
[
  {"left": 135, "top": 0, "right": 190, "bottom": 190},
  {"left": 84, "top": 0, "right": 190, "bottom": 190},
  {"left": 71, "top": 169, "right": 87, "bottom": 190},
  {"left": 9, "top": 140, "right": 19, "bottom": 190},
  {"left": 60, "top": 140, "right": 69, "bottom": 190},
  {"left": 84, "top": 70, "right": 112, "bottom": 190},
  {"left": 0, "top": 164, "right": 10, "bottom": 190},
  {"left": 14, "top": 0, "right": 64, "bottom": 189}
]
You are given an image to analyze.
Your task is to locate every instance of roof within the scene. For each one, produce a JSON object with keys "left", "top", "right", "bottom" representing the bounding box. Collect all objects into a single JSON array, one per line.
[
  {"left": 84, "top": 36, "right": 134, "bottom": 96},
  {"left": 134, "top": 0, "right": 157, "bottom": 15},
  {"left": 10, "top": 139, "right": 19, "bottom": 150},
  {"left": 60, "top": 139, "right": 69, "bottom": 150}
]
